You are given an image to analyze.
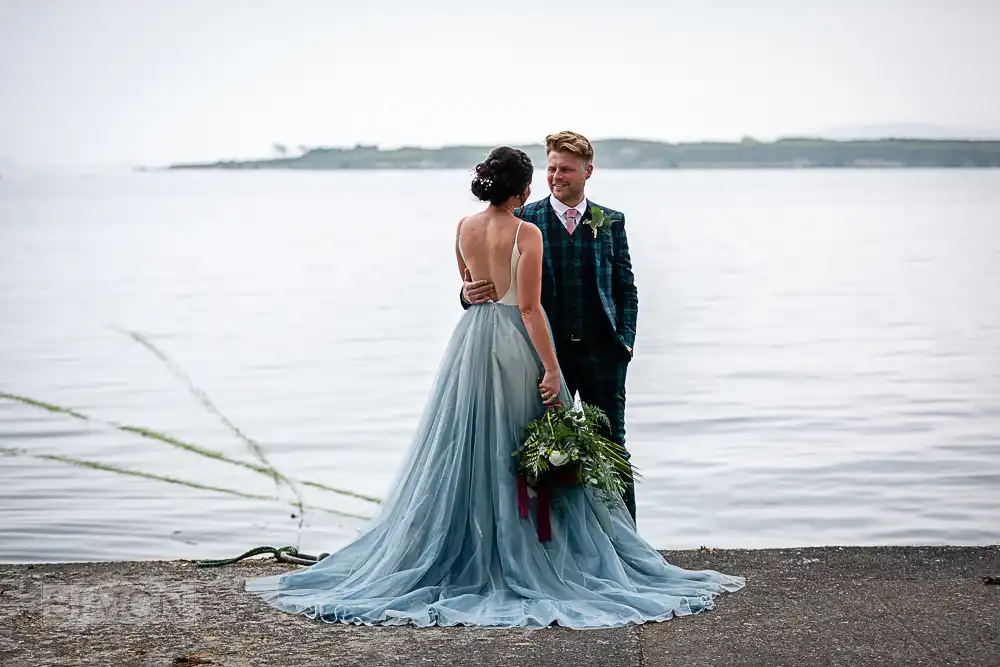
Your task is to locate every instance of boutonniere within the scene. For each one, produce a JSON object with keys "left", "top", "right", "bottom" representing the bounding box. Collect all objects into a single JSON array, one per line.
[{"left": 587, "top": 206, "right": 610, "bottom": 238}]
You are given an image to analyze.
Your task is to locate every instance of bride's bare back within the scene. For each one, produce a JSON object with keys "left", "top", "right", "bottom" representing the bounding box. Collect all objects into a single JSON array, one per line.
[{"left": 456, "top": 212, "right": 523, "bottom": 304}]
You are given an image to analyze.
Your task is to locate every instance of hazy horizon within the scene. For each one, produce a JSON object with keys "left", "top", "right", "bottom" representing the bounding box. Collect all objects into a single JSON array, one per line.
[{"left": 2, "top": 0, "right": 998, "bottom": 167}]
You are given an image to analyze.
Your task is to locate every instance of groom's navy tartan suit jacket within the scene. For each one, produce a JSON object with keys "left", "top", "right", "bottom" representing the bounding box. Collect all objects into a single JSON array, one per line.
[{"left": 514, "top": 196, "right": 638, "bottom": 360}]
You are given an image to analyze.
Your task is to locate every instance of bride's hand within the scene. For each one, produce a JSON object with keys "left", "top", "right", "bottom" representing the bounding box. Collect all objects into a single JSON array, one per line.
[{"left": 539, "top": 370, "right": 561, "bottom": 407}]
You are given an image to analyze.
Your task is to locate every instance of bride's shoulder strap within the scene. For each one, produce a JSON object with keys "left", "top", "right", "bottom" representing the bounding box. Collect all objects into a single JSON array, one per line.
[
  {"left": 456, "top": 216, "right": 468, "bottom": 261},
  {"left": 514, "top": 220, "right": 525, "bottom": 248}
]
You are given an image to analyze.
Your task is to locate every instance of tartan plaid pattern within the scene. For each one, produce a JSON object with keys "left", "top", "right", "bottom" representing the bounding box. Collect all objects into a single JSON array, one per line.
[
  {"left": 560, "top": 347, "right": 636, "bottom": 519},
  {"left": 517, "top": 196, "right": 639, "bottom": 520},
  {"left": 540, "top": 207, "right": 597, "bottom": 344},
  {"left": 515, "top": 197, "right": 639, "bottom": 355}
]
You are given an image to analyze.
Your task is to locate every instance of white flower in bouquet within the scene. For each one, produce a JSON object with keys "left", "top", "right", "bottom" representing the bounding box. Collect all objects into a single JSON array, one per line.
[
  {"left": 548, "top": 450, "right": 570, "bottom": 467},
  {"left": 570, "top": 391, "right": 585, "bottom": 424}
]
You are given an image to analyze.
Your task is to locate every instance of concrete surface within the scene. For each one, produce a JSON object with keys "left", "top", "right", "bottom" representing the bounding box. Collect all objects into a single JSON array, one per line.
[{"left": 1, "top": 546, "right": 997, "bottom": 666}]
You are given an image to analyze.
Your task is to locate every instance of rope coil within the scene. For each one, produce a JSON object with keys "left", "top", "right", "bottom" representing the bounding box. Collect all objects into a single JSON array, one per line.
[{"left": 196, "top": 545, "right": 329, "bottom": 568}]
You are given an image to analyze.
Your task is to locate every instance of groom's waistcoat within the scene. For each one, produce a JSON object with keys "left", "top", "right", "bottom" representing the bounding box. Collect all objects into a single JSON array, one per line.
[
  {"left": 541, "top": 213, "right": 607, "bottom": 344},
  {"left": 516, "top": 198, "right": 619, "bottom": 348}
]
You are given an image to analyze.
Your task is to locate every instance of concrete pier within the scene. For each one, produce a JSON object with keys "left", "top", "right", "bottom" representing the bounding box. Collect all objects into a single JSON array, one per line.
[{"left": 2, "top": 546, "right": 997, "bottom": 666}]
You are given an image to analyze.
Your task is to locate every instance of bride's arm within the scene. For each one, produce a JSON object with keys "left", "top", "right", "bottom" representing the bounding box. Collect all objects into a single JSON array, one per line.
[{"left": 517, "top": 224, "right": 560, "bottom": 402}]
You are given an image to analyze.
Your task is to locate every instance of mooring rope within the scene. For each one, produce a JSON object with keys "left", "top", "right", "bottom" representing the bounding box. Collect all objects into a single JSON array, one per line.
[{"left": 195, "top": 545, "right": 330, "bottom": 568}]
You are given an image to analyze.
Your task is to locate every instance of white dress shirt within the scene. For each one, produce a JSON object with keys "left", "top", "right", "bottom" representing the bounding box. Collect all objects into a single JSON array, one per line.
[{"left": 548, "top": 195, "right": 588, "bottom": 227}]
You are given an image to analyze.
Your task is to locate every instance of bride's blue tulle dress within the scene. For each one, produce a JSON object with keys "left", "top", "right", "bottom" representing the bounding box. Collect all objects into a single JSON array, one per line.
[{"left": 245, "top": 302, "right": 745, "bottom": 628}]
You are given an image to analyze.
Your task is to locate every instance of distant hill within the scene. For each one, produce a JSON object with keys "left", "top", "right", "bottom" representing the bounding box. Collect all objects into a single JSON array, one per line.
[
  {"left": 813, "top": 123, "right": 1000, "bottom": 141},
  {"left": 165, "top": 138, "right": 1000, "bottom": 171}
]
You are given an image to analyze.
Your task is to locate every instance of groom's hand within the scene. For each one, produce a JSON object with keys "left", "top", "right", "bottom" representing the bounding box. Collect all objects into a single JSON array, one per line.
[{"left": 462, "top": 269, "right": 496, "bottom": 304}]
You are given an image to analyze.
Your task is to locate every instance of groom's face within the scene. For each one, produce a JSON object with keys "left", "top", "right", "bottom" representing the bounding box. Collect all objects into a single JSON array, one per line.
[{"left": 546, "top": 151, "right": 592, "bottom": 206}]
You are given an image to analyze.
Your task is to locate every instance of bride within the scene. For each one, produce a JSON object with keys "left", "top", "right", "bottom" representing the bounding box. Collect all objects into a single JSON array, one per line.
[{"left": 245, "top": 147, "right": 745, "bottom": 628}]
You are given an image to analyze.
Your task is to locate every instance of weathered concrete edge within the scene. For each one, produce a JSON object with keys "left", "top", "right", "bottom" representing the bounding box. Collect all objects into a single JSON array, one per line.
[
  {"left": 3, "top": 543, "right": 997, "bottom": 566},
  {"left": 4, "top": 543, "right": 998, "bottom": 574}
]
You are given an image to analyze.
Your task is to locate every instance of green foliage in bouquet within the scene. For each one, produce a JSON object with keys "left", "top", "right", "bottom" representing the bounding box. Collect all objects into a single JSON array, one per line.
[{"left": 512, "top": 394, "right": 638, "bottom": 507}]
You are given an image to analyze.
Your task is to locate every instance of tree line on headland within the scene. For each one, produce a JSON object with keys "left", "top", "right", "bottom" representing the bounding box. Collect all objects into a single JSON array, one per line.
[{"left": 166, "top": 137, "right": 1000, "bottom": 170}]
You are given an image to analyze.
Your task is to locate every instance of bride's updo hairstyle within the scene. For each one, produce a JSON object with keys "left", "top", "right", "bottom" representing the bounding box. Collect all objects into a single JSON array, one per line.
[{"left": 470, "top": 147, "right": 533, "bottom": 206}]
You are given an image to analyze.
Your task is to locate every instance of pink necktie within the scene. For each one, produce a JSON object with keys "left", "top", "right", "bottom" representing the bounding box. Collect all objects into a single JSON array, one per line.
[{"left": 564, "top": 208, "right": 579, "bottom": 235}]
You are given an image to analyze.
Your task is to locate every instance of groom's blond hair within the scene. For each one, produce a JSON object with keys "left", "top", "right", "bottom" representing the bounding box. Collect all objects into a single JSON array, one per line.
[{"left": 545, "top": 131, "right": 594, "bottom": 163}]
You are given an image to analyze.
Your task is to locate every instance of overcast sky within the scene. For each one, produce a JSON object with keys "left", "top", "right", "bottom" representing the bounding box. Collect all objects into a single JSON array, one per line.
[{"left": 1, "top": 0, "right": 998, "bottom": 166}]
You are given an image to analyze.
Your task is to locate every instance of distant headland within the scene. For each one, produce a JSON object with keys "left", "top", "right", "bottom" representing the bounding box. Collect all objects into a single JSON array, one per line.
[{"left": 164, "top": 137, "right": 1000, "bottom": 170}]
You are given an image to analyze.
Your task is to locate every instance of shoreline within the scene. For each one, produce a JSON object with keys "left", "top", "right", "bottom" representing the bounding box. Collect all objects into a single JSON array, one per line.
[
  {"left": 3, "top": 545, "right": 997, "bottom": 666},
  {"left": 159, "top": 137, "right": 1000, "bottom": 171}
]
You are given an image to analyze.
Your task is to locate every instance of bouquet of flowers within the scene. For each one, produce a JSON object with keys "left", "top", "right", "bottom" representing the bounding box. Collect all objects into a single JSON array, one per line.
[{"left": 512, "top": 393, "right": 637, "bottom": 540}]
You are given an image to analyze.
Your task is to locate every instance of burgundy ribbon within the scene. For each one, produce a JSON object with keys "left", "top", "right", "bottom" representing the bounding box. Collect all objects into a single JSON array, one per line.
[
  {"left": 518, "top": 473, "right": 574, "bottom": 542},
  {"left": 517, "top": 475, "right": 529, "bottom": 519}
]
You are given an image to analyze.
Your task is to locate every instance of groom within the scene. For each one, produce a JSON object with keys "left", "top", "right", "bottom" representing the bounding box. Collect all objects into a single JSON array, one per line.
[{"left": 462, "top": 131, "right": 639, "bottom": 522}]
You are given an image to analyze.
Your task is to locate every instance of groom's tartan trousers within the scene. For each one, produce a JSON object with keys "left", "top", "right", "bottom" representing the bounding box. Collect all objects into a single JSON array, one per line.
[{"left": 516, "top": 198, "right": 639, "bottom": 521}]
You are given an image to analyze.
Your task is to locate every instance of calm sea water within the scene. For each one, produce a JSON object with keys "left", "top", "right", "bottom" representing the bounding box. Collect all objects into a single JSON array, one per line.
[{"left": 1, "top": 168, "right": 998, "bottom": 563}]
